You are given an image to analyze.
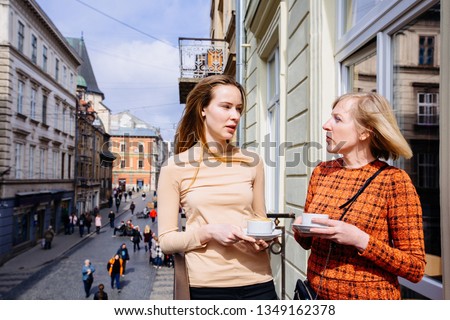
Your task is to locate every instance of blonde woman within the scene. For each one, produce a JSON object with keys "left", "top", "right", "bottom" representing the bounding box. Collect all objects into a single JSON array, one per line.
[
  {"left": 158, "top": 75, "right": 277, "bottom": 300},
  {"left": 143, "top": 225, "right": 152, "bottom": 252},
  {"left": 293, "top": 92, "right": 426, "bottom": 299}
]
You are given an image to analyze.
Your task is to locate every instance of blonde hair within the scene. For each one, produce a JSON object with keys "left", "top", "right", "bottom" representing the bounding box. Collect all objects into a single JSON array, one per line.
[
  {"left": 333, "top": 92, "right": 412, "bottom": 160},
  {"left": 144, "top": 225, "right": 151, "bottom": 233}
]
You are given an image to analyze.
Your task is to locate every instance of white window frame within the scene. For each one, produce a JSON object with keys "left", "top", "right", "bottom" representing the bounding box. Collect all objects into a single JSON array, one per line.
[
  {"left": 29, "top": 145, "right": 35, "bottom": 179},
  {"left": 42, "top": 45, "right": 48, "bottom": 72},
  {"left": 17, "top": 21, "right": 24, "bottom": 53},
  {"left": 39, "top": 148, "right": 46, "bottom": 179},
  {"left": 30, "top": 87, "right": 37, "bottom": 119},
  {"left": 15, "top": 143, "right": 23, "bottom": 179},
  {"left": 31, "top": 34, "right": 37, "bottom": 64},
  {"left": 417, "top": 92, "right": 439, "bottom": 125},
  {"left": 17, "top": 80, "right": 24, "bottom": 113}
]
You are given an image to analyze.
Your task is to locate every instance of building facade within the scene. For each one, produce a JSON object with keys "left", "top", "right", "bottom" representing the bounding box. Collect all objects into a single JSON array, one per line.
[
  {"left": 238, "top": 0, "right": 448, "bottom": 299},
  {"left": 110, "top": 112, "right": 164, "bottom": 194},
  {"left": 195, "top": 0, "right": 449, "bottom": 299},
  {"left": 0, "top": 0, "right": 80, "bottom": 263},
  {"left": 68, "top": 37, "right": 114, "bottom": 213}
]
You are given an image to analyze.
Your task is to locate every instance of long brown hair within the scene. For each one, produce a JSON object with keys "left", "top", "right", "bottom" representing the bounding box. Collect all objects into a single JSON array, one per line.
[{"left": 174, "top": 75, "right": 246, "bottom": 155}]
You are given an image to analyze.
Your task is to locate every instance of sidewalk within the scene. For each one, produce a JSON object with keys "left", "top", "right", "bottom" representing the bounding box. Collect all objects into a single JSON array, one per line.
[{"left": 0, "top": 194, "right": 137, "bottom": 299}]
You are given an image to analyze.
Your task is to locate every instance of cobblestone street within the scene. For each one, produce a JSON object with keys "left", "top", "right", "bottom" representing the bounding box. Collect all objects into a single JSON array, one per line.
[{"left": 0, "top": 194, "right": 174, "bottom": 300}]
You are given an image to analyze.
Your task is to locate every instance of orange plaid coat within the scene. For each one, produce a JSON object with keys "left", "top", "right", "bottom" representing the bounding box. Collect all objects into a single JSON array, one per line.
[{"left": 296, "top": 159, "right": 426, "bottom": 299}]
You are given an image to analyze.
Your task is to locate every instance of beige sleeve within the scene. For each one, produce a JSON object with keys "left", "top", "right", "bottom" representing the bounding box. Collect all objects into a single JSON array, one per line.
[{"left": 157, "top": 160, "right": 205, "bottom": 254}]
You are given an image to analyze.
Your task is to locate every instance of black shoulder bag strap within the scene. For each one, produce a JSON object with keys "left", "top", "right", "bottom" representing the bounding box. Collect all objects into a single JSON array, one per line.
[{"left": 337, "top": 163, "right": 389, "bottom": 221}]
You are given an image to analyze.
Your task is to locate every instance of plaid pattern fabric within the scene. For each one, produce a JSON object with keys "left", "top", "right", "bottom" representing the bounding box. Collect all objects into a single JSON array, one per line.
[{"left": 297, "top": 159, "right": 426, "bottom": 300}]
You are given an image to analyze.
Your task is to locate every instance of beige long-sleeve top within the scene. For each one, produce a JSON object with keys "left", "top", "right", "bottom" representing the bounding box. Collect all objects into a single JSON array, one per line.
[{"left": 157, "top": 145, "right": 273, "bottom": 288}]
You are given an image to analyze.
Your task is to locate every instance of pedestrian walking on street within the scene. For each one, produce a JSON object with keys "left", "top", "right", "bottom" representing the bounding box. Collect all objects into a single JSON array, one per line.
[
  {"left": 78, "top": 212, "right": 86, "bottom": 237},
  {"left": 85, "top": 212, "right": 93, "bottom": 234},
  {"left": 117, "top": 243, "right": 130, "bottom": 274},
  {"left": 143, "top": 225, "right": 152, "bottom": 252},
  {"left": 43, "top": 225, "right": 55, "bottom": 250},
  {"left": 130, "top": 201, "right": 136, "bottom": 215},
  {"left": 150, "top": 208, "right": 157, "bottom": 223},
  {"left": 82, "top": 259, "right": 95, "bottom": 298},
  {"left": 95, "top": 214, "right": 102, "bottom": 234},
  {"left": 131, "top": 226, "right": 143, "bottom": 252},
  {"left": 124, "top": 192, "right": 128, "bottom": 202},
  {"left": 108, "top": 210, "right": 115, "bottom": 228},
  {"left": 107, "top": 254, "right": 123, "bottom": 291},
  {"left": 63, "top": 212, "right": 70, "bottom": 235},
  {"left": 152, "top": 236, "right": 163, "bottom": 269},
  {"left": 115, "top": 197, "right": 121, "bottom": 213},
  {"left": 93, "top": 283, "right": 108, "bottom": 300},
  {"left": 69, "top": 213, "right": 77, "bottom": 234}
]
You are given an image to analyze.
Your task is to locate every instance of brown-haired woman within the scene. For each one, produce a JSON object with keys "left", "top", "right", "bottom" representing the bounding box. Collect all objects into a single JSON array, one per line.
[{"left": 158, "top": 75, "right": 277, "bottom": 300}]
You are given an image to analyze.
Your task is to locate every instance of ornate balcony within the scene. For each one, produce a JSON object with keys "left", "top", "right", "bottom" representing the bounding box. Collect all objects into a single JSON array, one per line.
[{"left": 178, "top": 37, "right": 229, "bottom": 104}]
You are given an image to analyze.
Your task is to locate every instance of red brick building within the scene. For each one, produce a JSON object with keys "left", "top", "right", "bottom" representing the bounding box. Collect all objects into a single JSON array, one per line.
[{"left": 110, "top": 112, "right": 163, "bottom": 193}]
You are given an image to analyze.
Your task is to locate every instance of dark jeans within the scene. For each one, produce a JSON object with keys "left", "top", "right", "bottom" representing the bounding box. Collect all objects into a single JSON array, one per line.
[
  {"left": 84, "top": 277, "right": 93, "bottom": 297},
  {"left": 111, "top": 273, "right": 121, "bottom": 289},
  {"left": 44, "top": 240, "right": 52, "bottom": 249},
  {"left": 189, "top": 280, "right": 278, "bottom": 300}
]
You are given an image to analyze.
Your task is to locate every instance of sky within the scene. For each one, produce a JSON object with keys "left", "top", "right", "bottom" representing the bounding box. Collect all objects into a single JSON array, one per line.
[{"left": 35, "top": 0, "right": 211, "bottom": 141}]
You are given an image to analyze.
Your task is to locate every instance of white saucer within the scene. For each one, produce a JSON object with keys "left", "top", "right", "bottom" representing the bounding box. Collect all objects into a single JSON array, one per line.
[
  {"left": 244, "top": 228, "right": 282, "bottom": 241},
  {"left": 293, "top": 224, "right": 329, "bottom": 233}
]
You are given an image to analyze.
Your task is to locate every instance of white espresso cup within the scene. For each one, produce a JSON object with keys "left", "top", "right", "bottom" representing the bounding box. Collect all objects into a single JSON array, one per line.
[
  {"left": 247, "top": 218, "right": 275, "bottom": 235},
  {"left": 301, "top": 212, "right": 329, "bottom": 227}
]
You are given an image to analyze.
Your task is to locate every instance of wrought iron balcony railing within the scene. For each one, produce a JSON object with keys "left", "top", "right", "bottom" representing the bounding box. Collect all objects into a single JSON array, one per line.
[{"left": 178, "top": 37, "right": 228, "bottom": 79}]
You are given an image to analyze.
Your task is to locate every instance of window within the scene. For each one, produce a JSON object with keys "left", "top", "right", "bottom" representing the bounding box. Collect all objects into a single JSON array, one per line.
[
  {"left": 15, "top": 143, "right": 23, "bottom": 179},
  {"left": 340, "top": 1, "right": 442, "bottom": 299},
  {"left": 419, "top": 36, "right": 435, "bottom": 66},
  {"left": 344, "top": 42, "right": 377, "bottom": 93},
  {"left": 29, "top": 146, "right": 35, "bottom": 179},
  {"left": 62, "top": 108, "right": 66, "bottom": 132},
  {"left": 30, "top": 88, "right": 37, "bottom": 119},
  {"left": 39, "top": 148, "right": 46, "bottom": 179},
  {"left": 42, "top": 95, "right": 47, "bottom": 124},
  {"left": 42, "top": 45, "right": 48, "bottom": 72},
  {"left": 61, "top": 153, "right": 65, "bottom": 179},
  {"left": 138, "top": 143, "right": 144, "bottom": 153},
  {"left": 17, "top": 80, "right": 24, "bottom": 113},
  {"left": 18, "top": 21, "right": 24, "bottom": 53},
  {"left": 70, "top": 73, "right": 74, "bottom": 90},
  {"left": 121, "top": 143, "right": 126, "bottom": 152},
  {"left": 52, "top": 150, "right": 59, "bottom": 179},
  {"left": 63, "top": 66, "right": 67, "bottom": 88},
  {"left": 120, "top": 160, "right": 126, "bottom": 168},
  {"left": 68, "top": 154, "right": 72, "bottom": 179},
  {"left": 31, "top": 34, "right": 37, "bottom": 64},
  {"left": 344, "top": 0, "right": 388, "bottom": 33},
  {"left": 417, "top": 93, "right": 439, "bottom": 125},
  {"left": 417, "top": 153, "right": 439, "bottom": 189},
  {"left": 69, "top": 111, "right": 74, "bottom": 135},
  {"left": 265, "top": 48, "right": 280, "bottom": 213},
  {"left": 54, "top": 104, "right": 59, "bottom": 129},
  {"left": 55, "top": 58, "right": 59, "bottom": 81},
  {"left": 138, "top": 160, "right": 144, "bottom": 169}
]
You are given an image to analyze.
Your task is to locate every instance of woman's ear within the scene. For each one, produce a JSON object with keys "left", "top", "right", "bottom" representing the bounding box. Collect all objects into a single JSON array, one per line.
[
  {"left": 359, "top": 130, "right": 371, "bottom": 141},
  {"left": 201, "top": 108, "right": 206, "bottom": 117}
]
